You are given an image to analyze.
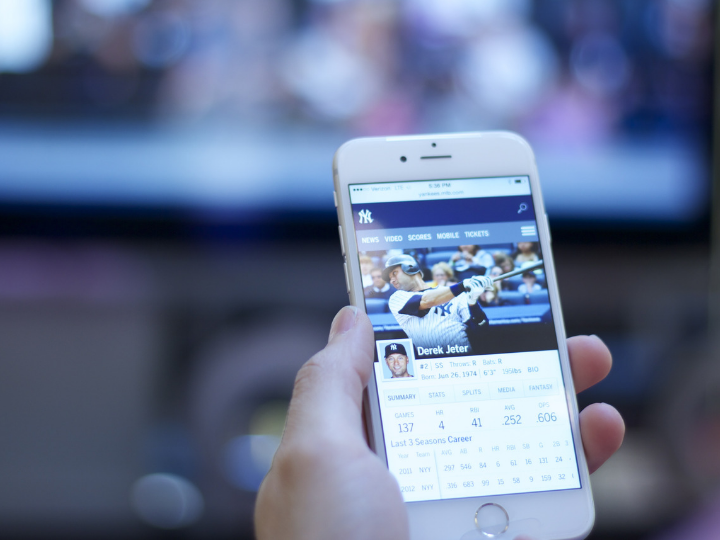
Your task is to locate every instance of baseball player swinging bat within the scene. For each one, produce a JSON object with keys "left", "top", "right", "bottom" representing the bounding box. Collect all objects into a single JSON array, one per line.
[{"left": 381, "top": 255, "right": 545, "bottom": 354}]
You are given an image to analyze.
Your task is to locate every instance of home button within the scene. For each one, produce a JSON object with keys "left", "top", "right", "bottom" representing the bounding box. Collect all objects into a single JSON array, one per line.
[{"left": 474, "top": 503, "right": 509, "bottom": 537}]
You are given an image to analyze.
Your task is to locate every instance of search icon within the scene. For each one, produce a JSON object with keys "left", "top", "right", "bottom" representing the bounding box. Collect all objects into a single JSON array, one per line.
[{"left": 518, "top": 203, "right": 528, "bottom": 214}]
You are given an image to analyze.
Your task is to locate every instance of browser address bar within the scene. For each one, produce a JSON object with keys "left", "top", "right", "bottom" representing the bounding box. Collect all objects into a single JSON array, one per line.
[
  {"left": 349, "top": 176, "right": 531, "bottom": 204},
  {"left": 418, "top": 187, "right": 466, "bottom": 198}
]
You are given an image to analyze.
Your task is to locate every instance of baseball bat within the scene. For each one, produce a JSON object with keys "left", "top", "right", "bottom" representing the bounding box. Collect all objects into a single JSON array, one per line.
[{"left": 490, "top": 260, "right": 544, "bottom": 283}]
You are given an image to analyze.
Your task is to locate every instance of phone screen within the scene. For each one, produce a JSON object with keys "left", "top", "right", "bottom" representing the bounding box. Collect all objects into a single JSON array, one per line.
[{"left": 349, "top": 176, "right": 581, "bottom": 502}]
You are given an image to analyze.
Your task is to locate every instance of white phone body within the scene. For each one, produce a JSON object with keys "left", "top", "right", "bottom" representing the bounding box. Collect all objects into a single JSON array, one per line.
[{"left": 333, "top": 132, "right": 593, "bottom": 540}]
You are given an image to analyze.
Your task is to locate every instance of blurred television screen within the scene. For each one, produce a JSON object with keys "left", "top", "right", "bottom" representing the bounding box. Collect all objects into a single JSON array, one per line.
[{"left": 0, "top": 0, "right": 713, "bottom": 227}]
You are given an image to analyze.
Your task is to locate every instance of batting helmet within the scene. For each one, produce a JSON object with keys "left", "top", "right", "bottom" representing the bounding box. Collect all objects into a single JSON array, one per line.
[{"left": 382, "top": 254, "right": 423, "bottom": 282}]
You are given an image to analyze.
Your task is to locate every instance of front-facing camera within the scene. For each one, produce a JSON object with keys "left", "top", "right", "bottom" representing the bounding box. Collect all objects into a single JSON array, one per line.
[{"left": 400, "top": 156, "right": 407, "bottom": 162}]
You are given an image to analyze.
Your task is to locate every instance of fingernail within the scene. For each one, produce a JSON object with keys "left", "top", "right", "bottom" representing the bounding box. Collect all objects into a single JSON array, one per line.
[{"left": 329, "top": 306, "right": 358, "bottom": 342}]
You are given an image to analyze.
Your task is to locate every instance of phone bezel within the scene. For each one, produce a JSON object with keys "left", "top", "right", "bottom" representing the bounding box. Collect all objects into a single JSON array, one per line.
[{"left": 333, "top": 132, "right": 594, "bottom": 540}]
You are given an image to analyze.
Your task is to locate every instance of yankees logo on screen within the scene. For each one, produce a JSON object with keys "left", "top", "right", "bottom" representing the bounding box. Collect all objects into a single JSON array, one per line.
[{"left": 358, "top": 209, "right": 373, "bottom": 224}]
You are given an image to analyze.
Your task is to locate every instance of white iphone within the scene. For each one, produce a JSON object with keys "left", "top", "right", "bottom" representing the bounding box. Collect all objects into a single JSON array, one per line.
[{"left": 333, "top": 132, "right": 593, "bottom": 540}]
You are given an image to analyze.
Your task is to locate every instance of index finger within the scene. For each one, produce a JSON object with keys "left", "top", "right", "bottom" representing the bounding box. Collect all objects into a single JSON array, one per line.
[{"left": 567, "top": 335, "right": 612, "bottom": 393}]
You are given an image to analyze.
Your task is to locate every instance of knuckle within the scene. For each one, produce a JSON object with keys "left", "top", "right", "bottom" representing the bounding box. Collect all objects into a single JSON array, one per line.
[
  {"left": 293, "top": 356, "right": 322, "bottom": 390},
  {"left": 273, "top": 433, "right": 348, "bottom": 482},
  {"left": 273, "top": 440, "right": 320, "bottom": 477},
  {"left": 292, "top": 351, "right": 333, "bottom": 395}
]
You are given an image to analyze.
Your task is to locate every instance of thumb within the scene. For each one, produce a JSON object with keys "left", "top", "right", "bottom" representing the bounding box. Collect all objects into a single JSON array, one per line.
[{"left": 281, "top": 306, "right": 375, "bottom": 445}]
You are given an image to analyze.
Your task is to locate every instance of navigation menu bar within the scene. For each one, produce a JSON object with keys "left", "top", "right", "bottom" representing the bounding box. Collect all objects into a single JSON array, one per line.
[{"left": 357, "top": 221, "right": 539, "bottom": 251}]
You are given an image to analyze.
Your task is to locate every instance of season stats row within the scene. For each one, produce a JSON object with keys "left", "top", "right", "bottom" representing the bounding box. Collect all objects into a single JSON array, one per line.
[{"left": 380, "top": 391, "right": 570, "bottom": 436}]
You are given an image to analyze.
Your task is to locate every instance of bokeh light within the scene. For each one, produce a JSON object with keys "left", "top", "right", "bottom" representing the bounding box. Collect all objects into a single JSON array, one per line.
[
  {"left": 131, "top": 473, "right": 204, "bottom": 529},
  {"left": 0, "top": 0, "right": 52, "bottom": 73}
]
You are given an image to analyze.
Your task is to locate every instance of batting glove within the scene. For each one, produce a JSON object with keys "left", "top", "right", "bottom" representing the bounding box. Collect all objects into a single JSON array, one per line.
[
  {"left": 465, "top": 275, "right": 494, "bottom": 292},
  {"left": 461, "top": 276, "right": 488, "bottom": 304},
  {"left": 466, "top": 282, "right": 483, "bottom": 304}
]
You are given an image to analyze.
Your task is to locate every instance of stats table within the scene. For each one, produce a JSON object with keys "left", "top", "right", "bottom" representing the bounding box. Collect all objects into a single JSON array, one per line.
[{"left": 374, "top": 350, "right": 582, "bottom": 502}]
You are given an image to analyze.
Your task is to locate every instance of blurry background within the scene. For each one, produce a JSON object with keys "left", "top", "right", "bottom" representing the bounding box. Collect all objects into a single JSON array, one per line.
[{"left": 0, "top": 0, "right": 716, "bottom": 538}]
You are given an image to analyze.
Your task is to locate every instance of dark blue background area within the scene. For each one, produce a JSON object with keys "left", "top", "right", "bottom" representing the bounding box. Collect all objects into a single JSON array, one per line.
[{"left": 352, "top": 196, "right": 535, "bottom": 231}]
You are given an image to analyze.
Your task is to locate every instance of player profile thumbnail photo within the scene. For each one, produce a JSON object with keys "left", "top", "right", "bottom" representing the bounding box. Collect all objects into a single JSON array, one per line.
[
  {"left": 361, "top": 244, "right": 557, "bottom": 359},
  {"left": 376, "top": 339, "right": 415, "bottom": 379}
]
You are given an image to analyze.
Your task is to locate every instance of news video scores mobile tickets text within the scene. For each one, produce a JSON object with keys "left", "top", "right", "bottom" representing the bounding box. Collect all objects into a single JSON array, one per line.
[{"left": 350, "top": 176, "right": 582, "bottom": 502}]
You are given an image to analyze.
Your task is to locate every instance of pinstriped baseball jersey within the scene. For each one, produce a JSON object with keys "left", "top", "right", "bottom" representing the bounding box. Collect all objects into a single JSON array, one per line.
[{"left": 388, "top": 288, "right": 471, "bottom": 351}]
